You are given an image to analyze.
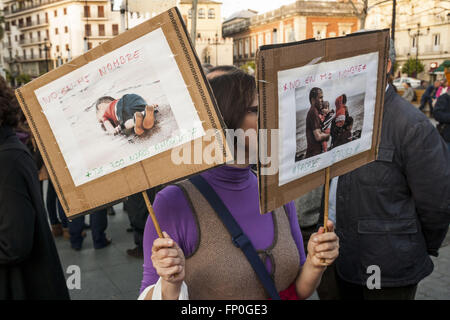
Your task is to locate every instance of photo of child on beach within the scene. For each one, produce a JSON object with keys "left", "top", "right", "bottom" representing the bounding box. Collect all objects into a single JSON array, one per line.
[{"left": 35, "top": 27, "right": 203, "bottom": 186}]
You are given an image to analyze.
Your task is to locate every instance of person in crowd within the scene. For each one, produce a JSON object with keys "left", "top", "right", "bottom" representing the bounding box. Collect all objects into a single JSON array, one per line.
[
  {"left": 402, "top": 81, "right": 415, "bottom": 102},
  {"left": 0, "top": 76, "right": 69, "bottom": 299},
  {"left": 46, "top": 180, "right": 71, "bottom": 238},
  {"left": 61, "top": 201, "right": 111, "bottom": 251},
  {"left": 318, "top": 101, "right": 334, "bottom": 152},
  {"left": 206, "top": 65, "right": 238, "bottom": 79},
  {"left": 324, "top": 40, "right": 450, "bottom": 300},
  {"left": 434, "top": 90, "right": 450, "bottom": 151},
  {"left": 420, "top": 80, "right": 440, "bottom": 114},
  {"left": 305, "top": 87, "right": 330, "bottom": 158},
  {"left": 202, "top": 63, "right": 214, "bottom": 74},
  {"left": 125, "top": 188, "right": 158, "bottom": 258},
  {"left": 435, "top": 78, "right": 448, "bottom": 100},
  {"left": 139, "top": 69, "right": 339, "bottom": 300}
]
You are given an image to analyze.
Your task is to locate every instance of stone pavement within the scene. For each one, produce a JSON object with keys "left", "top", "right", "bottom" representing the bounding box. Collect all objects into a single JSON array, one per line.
[{"left": 53, "top": 202, "right": 450, "bottom": 300}]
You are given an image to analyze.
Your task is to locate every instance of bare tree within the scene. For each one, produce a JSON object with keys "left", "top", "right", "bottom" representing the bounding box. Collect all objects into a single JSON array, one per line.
[{"left": 348, "top": 0, "right": 369, "bottom": 29}]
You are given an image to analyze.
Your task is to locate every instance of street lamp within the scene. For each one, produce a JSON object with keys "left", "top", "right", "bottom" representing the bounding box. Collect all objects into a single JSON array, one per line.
[
  {"left": 39, "top": 38, "right": 51, "bottom": 73},
  {"left": 407, "top": 23, "right": 430, "bottom": 78}
]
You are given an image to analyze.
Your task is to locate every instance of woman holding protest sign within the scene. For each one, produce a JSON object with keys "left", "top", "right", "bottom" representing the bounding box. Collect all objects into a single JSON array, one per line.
[{"left": 139, "top": 69, "right": 339, "bottom": 300}]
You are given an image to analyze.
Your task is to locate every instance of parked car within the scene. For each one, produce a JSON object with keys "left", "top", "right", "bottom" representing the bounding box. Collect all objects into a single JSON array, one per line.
[{"left": 393, "top": 77, "right": 421, "bottom": 89}]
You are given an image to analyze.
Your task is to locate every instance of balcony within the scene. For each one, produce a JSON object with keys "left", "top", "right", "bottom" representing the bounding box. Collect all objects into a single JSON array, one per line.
[
  {"left": 9, "top": 0, "right": 108, "bottom": 15},
  {"left": 20, "top": 20, "right": 49, "bottom": 31},
  {"left": 19, "top": 38, "right": 47, "bottom": 47},
  {"left": 81, "top": 14, "right": 108, "bottom": 21}
]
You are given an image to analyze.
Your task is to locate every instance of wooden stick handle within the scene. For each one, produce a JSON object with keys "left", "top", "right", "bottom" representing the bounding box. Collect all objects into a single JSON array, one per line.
[
  {"left": 142, "top": 191, "right": 164, "bottom": 238},
  {"left": 323, "top": 167, "right": 331, "bottom": 233}
]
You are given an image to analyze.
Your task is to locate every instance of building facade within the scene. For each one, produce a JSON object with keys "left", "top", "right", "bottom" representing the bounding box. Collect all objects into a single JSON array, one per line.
[
  {"left": 2, "top": 0, "right": 121, "bottom": 78},
  {"left": 124, "top": 0, "right": 233, "bottom": 66},
  {"left": 223, "top": 0, "right": 361, "bottom": 66},
  {"left": 365, "top": 0, "right": 450, "bottom": 80}
]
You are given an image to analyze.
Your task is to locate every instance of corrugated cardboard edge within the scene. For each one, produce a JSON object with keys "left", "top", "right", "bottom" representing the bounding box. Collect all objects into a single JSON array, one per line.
[{"left": 257, "top": 29, "right": 390, "bottom": 214}]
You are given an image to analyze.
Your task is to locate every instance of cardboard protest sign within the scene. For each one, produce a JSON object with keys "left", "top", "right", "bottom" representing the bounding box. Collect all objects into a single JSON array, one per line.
[
  {"left": 257, "top": 29, "right": 390, "bottom": 214},
  {"left": 16, "top": 7, "right": 229, "bottom": 218}
]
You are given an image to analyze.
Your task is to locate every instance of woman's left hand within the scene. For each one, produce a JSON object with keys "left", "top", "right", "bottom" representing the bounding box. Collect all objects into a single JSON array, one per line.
[{"left": 307, "top": 220, "right": 339, "bottom": 268}]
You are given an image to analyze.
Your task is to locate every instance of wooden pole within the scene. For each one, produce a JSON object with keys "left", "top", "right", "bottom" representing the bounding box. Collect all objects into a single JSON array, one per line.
[
  {"left": 142, "top": 191, "right": 163, "bottom": 238},
  {"left": 323, "top": 167, "right": 331, "bottom": 233}
]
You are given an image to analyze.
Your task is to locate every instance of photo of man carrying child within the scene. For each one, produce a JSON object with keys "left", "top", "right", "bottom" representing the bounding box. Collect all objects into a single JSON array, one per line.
[{"left": 296, "top": 85, "right": 365, "bottom": 162}]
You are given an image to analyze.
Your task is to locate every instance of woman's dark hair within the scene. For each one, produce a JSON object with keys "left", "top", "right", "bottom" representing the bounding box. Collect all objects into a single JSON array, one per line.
[
  {"left": 342, "top": 94, "right": 347, "bottom": 104},
  {"left": 208, "top": 69, "right": 256, "bottom": 130},
  {"left": 0, "top": 76, "right": 20, "bottom": 127}
]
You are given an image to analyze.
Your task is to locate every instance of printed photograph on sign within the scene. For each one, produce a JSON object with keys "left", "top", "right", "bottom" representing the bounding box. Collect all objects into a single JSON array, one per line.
[
  {"left": 278, "top": 52, "right": 379, "bottom": 186},
  {"left": 34, "top": 27, "right": 205, "bottom": 186}
]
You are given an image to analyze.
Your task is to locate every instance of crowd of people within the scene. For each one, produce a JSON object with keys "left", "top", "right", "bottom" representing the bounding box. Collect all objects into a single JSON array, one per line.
[{"left": 0, "top": 39, "right": 449, "bottom": 300}]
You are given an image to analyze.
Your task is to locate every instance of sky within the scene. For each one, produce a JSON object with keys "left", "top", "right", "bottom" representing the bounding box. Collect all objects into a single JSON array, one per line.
[{"left": 220, "top": 0, "right": 297, "bottom": 20}]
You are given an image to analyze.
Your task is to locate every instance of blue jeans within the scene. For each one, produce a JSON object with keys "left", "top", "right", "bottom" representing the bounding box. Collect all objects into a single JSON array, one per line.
[
  {"left": 46, "top": 182, "right": 68, "bottom": 228},
  {"left": 61, "top": 203, "right": 109, "bottom": 249}
]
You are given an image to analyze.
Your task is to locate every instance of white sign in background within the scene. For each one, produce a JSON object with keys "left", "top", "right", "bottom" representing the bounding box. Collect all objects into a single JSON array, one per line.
[
  {"left": 35, "top": 28, "right": 205, "bottom": 186},
  {"left": 277, "top": 52, "right": 379, "bottom": 186}
]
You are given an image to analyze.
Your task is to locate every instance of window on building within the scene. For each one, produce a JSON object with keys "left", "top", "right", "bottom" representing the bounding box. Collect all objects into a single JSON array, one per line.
[
  {"left": 85, "top": 24, "right": 91, "bottom": 37},
  {"left": 15, "top": 35, "right": 18, "bottom": 42},
  {"left": 99, "top": 24, "right": 105, "bottom": 36},
  {"left": 31, "top": 48, "right": 34, "bottom": 59},
  {"left": 64, "top": 8, "right": 67, "bottom": 15},
  {"left": 45, "top": 12, "right": 48, "bottom": 23},
  {"left": 26, "top": 16, "right": 31, "bottom": 27},
  {"left": 55, "top": 28, "right": 58, "bottom": 35},
  {"left": 265, "top": 32, "right": 271, "bottom": 45},
  {"left": 208, "top": 8, "right": 215, "bottom": 19},
  {"left": 66, "top": 44, "right": 70, "bottom": 51},
  {"left": 29, "top": 32, "right": 32, "bottom": 40},
  {"left": 37, "top": 14, "right": 40, "bottom": 24},
  {"left": 258, "top": 33, "right": 264, "bottom": 46},
  {"left": 239, "top": 39, "right": 243, "bottom": 58},
  {"left": 18, "top": 19, "right": 24, "bottom": 28},
  {"left": 37, "top": 31, "right": 41, "bottom": 40},
  {"left": 46, "top": 29, "right": 49, "bottom": 39},
  {"left": 56, "top": 45, "right": 60, "bottom": 52},
  {"left": 88, "top": 42, "right": 93, "bottom": 50},
  {"left": 412, "top": 35, "right": 417, "bottom": 48},
  {"left": 244, "top": 38, "right": 249, "bottom": 57},
  {"left": 11, "top": 20, "right": 16, "bottom": 26},
  {"left": 251, "top": 36, "right": 256, "bottom": 56},
  {"left": 64, "top": 26, "right": 68, "bottom": 33},
  {"left": 84, "top": 6, "right": 90, "bottom": 18},
  {"left": 98, "top": 6, "right": 104, "bottom": 18},
  {"left": 198, "top": 8, "right": 205, "bottom": 19},
  {"left": 23, "top": 49, "right": 26, "bottom": 59},
  {"left": 233, "top": 41, "right": 238, "bottom": 58},
  {"left": 39, "top": 48, "right": 42, "bottom": 58},
  {"left": 188, "top": 9, "right": 192, "bottom": 19},
  {"left": 433, "top": 34, "right": 440, "bottom": 46},
  {"left": 54, "top": 10, "right": 57, "bottom": 17},
  {"left": 112, "top": 24, "right": 119, "bottom": 36},
  {"left": 272, "top": 28, "right": 277, "bottom": 44}
]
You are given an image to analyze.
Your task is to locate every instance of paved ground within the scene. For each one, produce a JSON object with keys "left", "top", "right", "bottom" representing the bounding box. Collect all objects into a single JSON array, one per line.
[{"left": 53, "top": 202, "right": 450, "bottom": 300}]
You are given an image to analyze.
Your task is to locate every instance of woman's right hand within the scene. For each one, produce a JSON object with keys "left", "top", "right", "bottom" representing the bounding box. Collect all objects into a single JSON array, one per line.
[{"left": 151, "top": 231, "right": 185, "bottom": 286}]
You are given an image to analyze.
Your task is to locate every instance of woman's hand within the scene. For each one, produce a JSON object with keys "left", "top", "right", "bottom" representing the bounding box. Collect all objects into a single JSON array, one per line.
[
  {"left": 307, "top": 220, "right": 339, "bottom": 269},
  {"left": 151, "top": 231, "right": 185, "bottom": 299}
]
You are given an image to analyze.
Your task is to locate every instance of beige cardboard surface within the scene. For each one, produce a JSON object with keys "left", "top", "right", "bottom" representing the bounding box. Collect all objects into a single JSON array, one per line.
[
  {"left": 16, "top": 7, "right": 229, "bottom": 218},
  {"left": 257, "top": 30, "right": 390, "bottom": 214}
]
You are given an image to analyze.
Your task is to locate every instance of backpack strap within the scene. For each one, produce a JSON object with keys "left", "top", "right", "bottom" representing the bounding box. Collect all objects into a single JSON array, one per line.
[{"left": 189, "top": 174, "right": 281, "bottom": 300}]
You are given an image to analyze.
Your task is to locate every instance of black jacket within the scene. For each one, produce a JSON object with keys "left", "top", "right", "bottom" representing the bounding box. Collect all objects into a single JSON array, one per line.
[
  {"left": 334, "top": 86, "right": 450, "bottom": 287},
  {"left": 0, "top": 126, "right": 70, "bottom": 300},
  {"left": 433, "top": 92, "right": 450, "bottom": 142}
]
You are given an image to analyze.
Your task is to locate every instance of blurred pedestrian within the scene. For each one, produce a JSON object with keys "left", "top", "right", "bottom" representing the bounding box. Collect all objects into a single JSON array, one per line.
[
  {"left": 0, "top": 77, "right": 69, "bottom": 299},
  {"left": 125, "top": 188, "right": 158, "bottom": 258},
  {"left": 435, "top": 78, "right": 448, "bottom": 99},
  {"left": 63, "top": 201, "right": 111, "bottom": 251},
  {"left": 402, "top": 82, "right": 415, "bottom": 102},
  {"left": 420, "top": 80, "right": 440, "bottom": 114},
  {"left": 434, "top": 91, "right": 450, "bottom": 151}
]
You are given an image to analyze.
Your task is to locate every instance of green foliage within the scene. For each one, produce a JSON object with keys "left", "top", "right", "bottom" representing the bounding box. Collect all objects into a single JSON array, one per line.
[
  {"left": 16, "top": 73, "right": 31, "bottom": 85},
  {"left": 240, "top": 61, "right": 256, "bottom": 75},
  {"left": 402, "top": 58, "right": 424, "bottom": 77}
]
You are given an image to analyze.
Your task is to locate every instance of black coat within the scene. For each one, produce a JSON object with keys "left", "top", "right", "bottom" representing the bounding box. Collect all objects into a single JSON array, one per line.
[
  {"left": 433, "top": 92, "right": 450, "bottom": 142},
  {"left": 333, "top": 86, "right": 450, "bottom": 287},
  {"left": 0, "top": 126, "right": 70, "bottom": 300}
]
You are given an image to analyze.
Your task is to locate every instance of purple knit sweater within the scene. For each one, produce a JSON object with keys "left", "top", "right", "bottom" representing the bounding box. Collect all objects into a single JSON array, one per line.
[{"left": 140, "top": 165, "right": 306, "bottom": 293}]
